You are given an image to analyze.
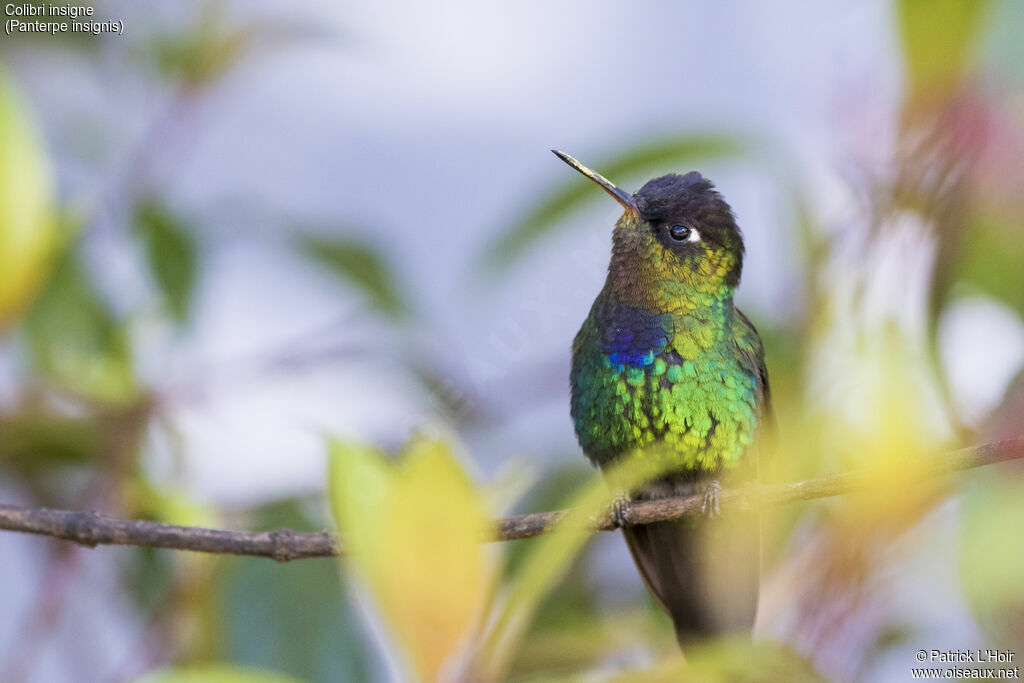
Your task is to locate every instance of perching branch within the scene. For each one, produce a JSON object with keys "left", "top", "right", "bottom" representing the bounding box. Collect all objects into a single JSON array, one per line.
[{"left": 1, "top": 439, "right": 1021, "bottom": 561}]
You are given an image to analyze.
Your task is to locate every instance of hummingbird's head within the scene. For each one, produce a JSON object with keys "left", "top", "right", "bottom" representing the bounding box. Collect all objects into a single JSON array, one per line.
[
  {"left": 552, "top": 151, "right": 745, "bottom": 304},
  {"left": 631, "top": 171, "right": 744, "bottom": 289}
]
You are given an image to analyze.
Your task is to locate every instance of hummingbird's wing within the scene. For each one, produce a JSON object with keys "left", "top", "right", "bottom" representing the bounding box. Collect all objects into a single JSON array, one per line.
[{"left": 734, "top": 307, "right": 776, "bottom": 472}]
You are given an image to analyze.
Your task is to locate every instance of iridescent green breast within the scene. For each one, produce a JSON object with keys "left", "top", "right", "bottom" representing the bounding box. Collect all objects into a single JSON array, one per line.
[{"left": 570, "top": 299, "right": 764, "bottom": 472}]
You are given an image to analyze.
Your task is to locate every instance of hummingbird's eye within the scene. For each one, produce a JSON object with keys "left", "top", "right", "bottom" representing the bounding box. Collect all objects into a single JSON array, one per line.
[{"left": 669, "top": 224, "right": 699, "bottom": 242}]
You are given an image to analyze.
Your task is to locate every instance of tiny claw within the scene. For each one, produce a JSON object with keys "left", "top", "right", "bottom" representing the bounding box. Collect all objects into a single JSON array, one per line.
[
  {"left": 701, "top": 480, "right": 721, "bottom": 518},
  {"left": 592, "top": 492, "right": 632, "bottom": 528},
  {"left": 610, "top": 492, "right": 632, "bottom": 528}
]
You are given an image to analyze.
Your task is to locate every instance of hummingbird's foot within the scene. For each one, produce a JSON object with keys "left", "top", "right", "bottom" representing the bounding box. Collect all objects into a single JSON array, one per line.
[
  {"left": 594, "top": 491, "right": 632, "bottom": 529},
  {"left": 701, "top": 480, "right": 721, "bottom": 518},
  {"left": 611, "top": 491, "right": 633, "bottom": 528}
]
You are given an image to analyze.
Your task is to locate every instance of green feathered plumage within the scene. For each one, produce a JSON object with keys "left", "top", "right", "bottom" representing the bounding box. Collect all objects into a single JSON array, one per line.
[{"left": 567, "top": 167, "right": 771, "bottom": 645}]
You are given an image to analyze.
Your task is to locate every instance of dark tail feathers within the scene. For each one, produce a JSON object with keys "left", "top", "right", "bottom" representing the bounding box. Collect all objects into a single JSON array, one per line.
[{"left": 622, "top": 515, "right": 759, "bottom": 648}]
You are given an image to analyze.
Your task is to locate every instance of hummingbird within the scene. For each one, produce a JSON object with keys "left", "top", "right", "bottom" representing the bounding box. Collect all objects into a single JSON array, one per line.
[{"left": 557, "top": 150, "right": 772, "bottom": 647}]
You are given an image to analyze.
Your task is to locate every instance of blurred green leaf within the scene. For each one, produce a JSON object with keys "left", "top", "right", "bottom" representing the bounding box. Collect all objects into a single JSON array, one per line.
[
  {"left": 135, "top": 481, "right": 220, "bottom": 529},
  {"left": 136, "top": 664, "right": 303, "bottom": 683},
  {"left": 147, "top": 5, "right": 252, "bottom": 89},
  {"left": 0, "top": 69, "right": 57, "bottom": 330},
  {"left": 22, "top": 245, "right": 137, "bottom": 404},
  {"left": 474, "top": 452, "right": 682, "bottom": 681},
  {"left": 122, "top": 544, "right": 177, "bottom": 616},
  {"left": 135, "top": 200, "right": 199, "bottom": 322},
  {"left": 898, "top": 0, "right": 992, "bottom": 106},
  {"left": 509, "top": 611, "right": 655, "bottom": 680},
  {"left": 0, "top": 414, "right": 103, "bottom": 465},
  {"left": 474, "top": 472, "right": 607, "bottom": 680},
  {"left": 499, "top": 463, "right": 610, "bottom": 676},
  {"left": 482, "top": 135, "right": 749, "bottom": 272},
  {"left": 299, "top": 235, "right": 409, "bottom": 319},
  {"left": 218, "top": 500, "right": 374, "bottom": 683},
  {"left": 952, "top": 215, "right": 1024, "bottom": 314},
  {"left": 606, "top": 638, "right": 823, "bottom": 682},
  {"left": 959, "top": 469, "right": 1024, "bottom": 646},
  {"left": 502, "top": 462, "right": 593, "bottom": 577}
]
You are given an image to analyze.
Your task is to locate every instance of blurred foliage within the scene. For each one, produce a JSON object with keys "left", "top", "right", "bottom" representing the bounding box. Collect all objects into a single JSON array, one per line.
[
  {"left": 329, "top": 437, "right": 495, "bottom": 681},
  {"left": 482, "top": 135, "right": 750, "bottom": 272},
  {"left": 134, "top": 200, "right": 200, "bottom": 322},
  {"left": 0, "top": 70, "right": 57, "bottom": 330},
  {"left": 898, "top": 0, "right": 992, "bottom": 110},
  {"left": 327, "top": 436, "right": 695, "bottom": 682},
  {"left": 0, "top": 413, "right": 103, "bottom": 466},
  {"left": 496, "top": 462, "right": 622, "bottom": 676},
  {"left": 606, "top": 639, "right": 823, "bottom": 683},
  {"left": 137, "top": 664, "right": 303, "bottom": 683},
  {"left": 983, "top": 0, "right": 1024, "bottom": 84},
  {"left": 501, "top": 463, "right": 591, "bottom": 575},
  {"left": 959, "top": 469, "right": 1024, "bottom": 647},
  {"left": 473, "top": 452, "right": 698, "bottom": 681},
  {"left": 22, "top": 245, "right": 138, "bottom": 404},
  {"left": 952, "top": 215, "right": 1024, "bottom": 315},
  {"left": 139, "top": 480, "right": 221, "bottom": 529},
  {"left": 145, "top": 3, "right": 253, "bottom": 90},
  {"left": 217, "top": 501, "right": 373, "bottom": 682},
  {"left": 299, "top": 234, "right": 411, "bottom": 320},
  {"left": 142, "top": 1, "right": 345, "bottom": 93}
]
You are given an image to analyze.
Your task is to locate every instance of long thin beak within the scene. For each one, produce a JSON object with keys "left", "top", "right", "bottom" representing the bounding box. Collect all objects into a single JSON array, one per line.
[{"left": 552, "top": 150, "right": 637, "bottom": 214}]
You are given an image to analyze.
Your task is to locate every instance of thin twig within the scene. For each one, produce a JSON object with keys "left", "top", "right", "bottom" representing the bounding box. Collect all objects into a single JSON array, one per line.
[{"left": 0, "top": 439, "right": 1021, "bottom": 562}]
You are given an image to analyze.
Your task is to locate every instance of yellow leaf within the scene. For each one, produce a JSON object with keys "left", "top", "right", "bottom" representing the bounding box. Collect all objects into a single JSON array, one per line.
[
  {"left": 0, "top": 69, "right": 57, "bottom": 329},
  {"left": 898, "top": 0, "right": 991, "bottom": 108},
  {"left": 329, "top": 437, "right": 494, "bottom": 682},
  {"left": 328, "top": 440, "right": 392, "bottom": 561}
]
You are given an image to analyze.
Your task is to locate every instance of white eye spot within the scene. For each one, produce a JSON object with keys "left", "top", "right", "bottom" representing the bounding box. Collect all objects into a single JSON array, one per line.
[{"left": 686, "top": 228, "right": 701, "bottom": 243}]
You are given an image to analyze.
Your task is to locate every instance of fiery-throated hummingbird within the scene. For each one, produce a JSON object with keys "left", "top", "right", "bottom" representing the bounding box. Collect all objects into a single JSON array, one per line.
[{"left": 558, "top": 150, "right": 771, "bottom": 647}]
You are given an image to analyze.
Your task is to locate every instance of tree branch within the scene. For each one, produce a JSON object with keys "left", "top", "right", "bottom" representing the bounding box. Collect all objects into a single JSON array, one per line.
[{"left": 1, "top": 439, "right": 1021, "bottom": 561}]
